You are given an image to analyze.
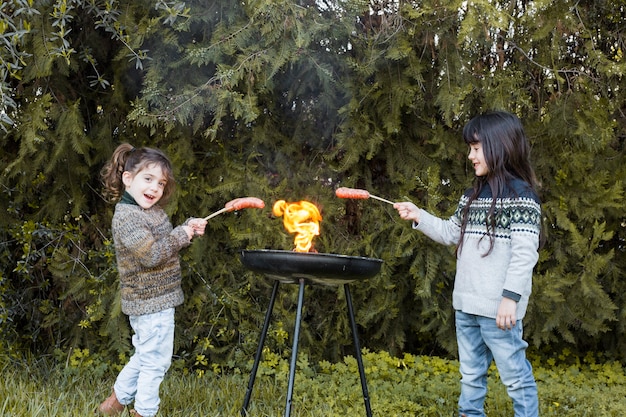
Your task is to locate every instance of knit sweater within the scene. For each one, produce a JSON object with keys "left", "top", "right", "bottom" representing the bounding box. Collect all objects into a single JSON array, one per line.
[
  {"left": 112, "top": 196, "right": 191, "bottom": 316},
  {"left": 414, "top": 178, "right": 541, "bottom": 320}
]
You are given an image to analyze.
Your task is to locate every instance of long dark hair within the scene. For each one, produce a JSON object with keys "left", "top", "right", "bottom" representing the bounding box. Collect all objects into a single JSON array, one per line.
[
  {"left": 100, "top": 143, "right": 176, "bottom": 205},
  {"left": 457, "top": 111, "right": 539, "bottom": 255}
]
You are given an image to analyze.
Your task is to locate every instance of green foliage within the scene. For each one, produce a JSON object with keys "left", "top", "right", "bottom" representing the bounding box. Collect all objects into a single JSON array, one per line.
[{"left": 1, "top": 0, "right": 625, "bottom": 368}]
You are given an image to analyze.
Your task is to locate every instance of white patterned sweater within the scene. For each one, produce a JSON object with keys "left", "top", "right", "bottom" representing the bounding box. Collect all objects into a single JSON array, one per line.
[{"left": 414, "top": 178, "right": 541, "bottom": 320}]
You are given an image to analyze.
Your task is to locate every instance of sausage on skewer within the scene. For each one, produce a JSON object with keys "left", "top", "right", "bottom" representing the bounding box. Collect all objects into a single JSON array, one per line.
[
  {"left": 335, "top": 187, "right": 370, "bottom": 200},
  {"left": 203, "top": 197, "right": 265, "bottom": 221},
  {"left": 335, "top": 187, "right": 395, "bottom": 205},
  {"left": 225, "top": 197, "right": 265, "bottom": 211}
]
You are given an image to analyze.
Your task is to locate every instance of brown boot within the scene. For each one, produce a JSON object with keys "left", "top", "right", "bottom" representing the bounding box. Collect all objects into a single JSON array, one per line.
[
  {"left": 97, "top": 390, "right": 125, "bottom": 415},
  {"left": 129, "top": 410, "right": 143, "bottom": 417}
]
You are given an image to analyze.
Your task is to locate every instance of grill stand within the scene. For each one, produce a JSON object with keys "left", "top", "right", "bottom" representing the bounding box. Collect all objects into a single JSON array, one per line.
[{"left": 241, "top": 278, "right": 372, "bottom": 417}]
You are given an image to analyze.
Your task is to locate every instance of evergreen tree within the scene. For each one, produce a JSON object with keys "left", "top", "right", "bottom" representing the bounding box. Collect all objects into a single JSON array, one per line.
[{"left": 1, "top": 0, "right": 625, "bottom": 364}]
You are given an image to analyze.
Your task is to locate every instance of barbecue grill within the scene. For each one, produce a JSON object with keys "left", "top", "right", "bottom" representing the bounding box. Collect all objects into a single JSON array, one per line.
[{"left": 240, "top": 249, "right": 383, "bottom": 417}]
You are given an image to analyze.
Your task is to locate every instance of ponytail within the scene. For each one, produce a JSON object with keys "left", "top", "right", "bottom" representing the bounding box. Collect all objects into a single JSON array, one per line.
[{"left": 101, "top": 143, "right": 135, "bottom": 203}]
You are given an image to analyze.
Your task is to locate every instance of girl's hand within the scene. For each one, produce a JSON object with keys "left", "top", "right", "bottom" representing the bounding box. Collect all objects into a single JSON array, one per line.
[
  {"left": 393, "top": 202, "right": 421, "bottom": 223},
  {"left": 496, "top": 298, "right": 517, "bottom": 330},
  {"left": 187, "top": 218, "right": 208, "bottom": 237}
]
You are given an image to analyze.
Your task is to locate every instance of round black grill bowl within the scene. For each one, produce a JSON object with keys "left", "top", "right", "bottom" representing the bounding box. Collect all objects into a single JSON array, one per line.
[{"left": 240, "top": 249, "right": 383, "bottom": 285}]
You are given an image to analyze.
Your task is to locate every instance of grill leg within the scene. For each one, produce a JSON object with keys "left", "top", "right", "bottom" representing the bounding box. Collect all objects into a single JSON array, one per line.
[
  {"left": 344, "top": 284, "right": 372, "bottom": 417},
  {"left": 241, "top": 280, "right": 280, "bottom": 416},
  {"left": 284, "top": 278, "right": 306, "bottom": 417}
]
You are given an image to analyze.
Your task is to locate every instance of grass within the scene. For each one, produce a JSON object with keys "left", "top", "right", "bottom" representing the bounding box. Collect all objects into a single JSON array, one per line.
[{"left": 1, "top": 350, "right": 626, "bottom": 416}]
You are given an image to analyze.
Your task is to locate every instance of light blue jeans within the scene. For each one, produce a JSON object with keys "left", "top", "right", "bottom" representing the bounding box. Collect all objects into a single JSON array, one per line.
[
  {"left": 455, "top": 311, "right": 538, "bottom": 417},
  {"left": 114, "top": 308, "right": 175, "bottom": 417}
]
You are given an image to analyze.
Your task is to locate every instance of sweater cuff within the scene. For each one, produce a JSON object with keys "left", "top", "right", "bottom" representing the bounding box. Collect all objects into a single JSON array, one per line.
[
  {"left": 173, "top": 225, "right": 192, "bottom": 246},
  {"left": 502, "top": 289, "right": 521, "bottom": 302}
]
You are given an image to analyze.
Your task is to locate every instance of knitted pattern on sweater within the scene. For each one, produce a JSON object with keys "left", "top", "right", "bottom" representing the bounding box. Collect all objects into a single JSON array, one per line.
[
  {"left": 415, "top": 178, "right": 541, "bottom": 320},
  {"left": 112, "top": 202, "right": 191, "bottom": 316}
]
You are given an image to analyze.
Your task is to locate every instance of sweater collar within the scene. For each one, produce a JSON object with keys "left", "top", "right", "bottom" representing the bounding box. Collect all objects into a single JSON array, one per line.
[{"left": 120, "top": 191, "right": 139, "bottom": 206}]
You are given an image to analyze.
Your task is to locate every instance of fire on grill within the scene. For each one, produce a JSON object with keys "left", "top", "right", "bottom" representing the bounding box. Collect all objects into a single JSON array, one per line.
[{"left": 272, "top": 199, "right": 322, "bottom": 252}]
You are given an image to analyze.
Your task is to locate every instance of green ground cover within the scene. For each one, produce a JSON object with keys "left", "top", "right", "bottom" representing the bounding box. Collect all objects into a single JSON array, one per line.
[{"left": 1, "top": 350, "right": 625, "bottom": 416}]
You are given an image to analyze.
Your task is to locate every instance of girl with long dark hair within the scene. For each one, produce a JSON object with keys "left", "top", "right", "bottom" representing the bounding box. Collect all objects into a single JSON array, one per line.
[{"left": 394, "top": 111, "right": 541, "bottom": 417}]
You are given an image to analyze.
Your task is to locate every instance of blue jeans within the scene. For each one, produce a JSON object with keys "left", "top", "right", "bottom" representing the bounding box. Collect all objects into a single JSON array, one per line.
[
  {"left": 456, "top": 311, "right": 538, "bottom": 417},
  {"left": 114, "top": 308, "right": 175, "bottom": 417}
]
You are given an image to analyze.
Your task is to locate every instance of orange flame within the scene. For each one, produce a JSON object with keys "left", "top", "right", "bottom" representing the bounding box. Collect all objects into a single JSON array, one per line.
[{"left": 272, "top": 200, "right": 322, "bottom": 252}]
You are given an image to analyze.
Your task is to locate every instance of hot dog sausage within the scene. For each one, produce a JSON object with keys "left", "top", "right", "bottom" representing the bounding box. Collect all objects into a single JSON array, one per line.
[
  {"left": 335, "top": 187, "right": 370, "bottom": 200},
  {"left": 225, "top": 197, "right": 265, "bottom": 211}
]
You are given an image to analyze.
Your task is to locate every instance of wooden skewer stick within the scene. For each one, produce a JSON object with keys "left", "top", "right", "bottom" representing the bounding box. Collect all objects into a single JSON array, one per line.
[
  {"left": 203, "top": 207, "right": 232, "bottom": 221},
  {"left": 368, "top": 194, "right": 395, "bottom": 205}
]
